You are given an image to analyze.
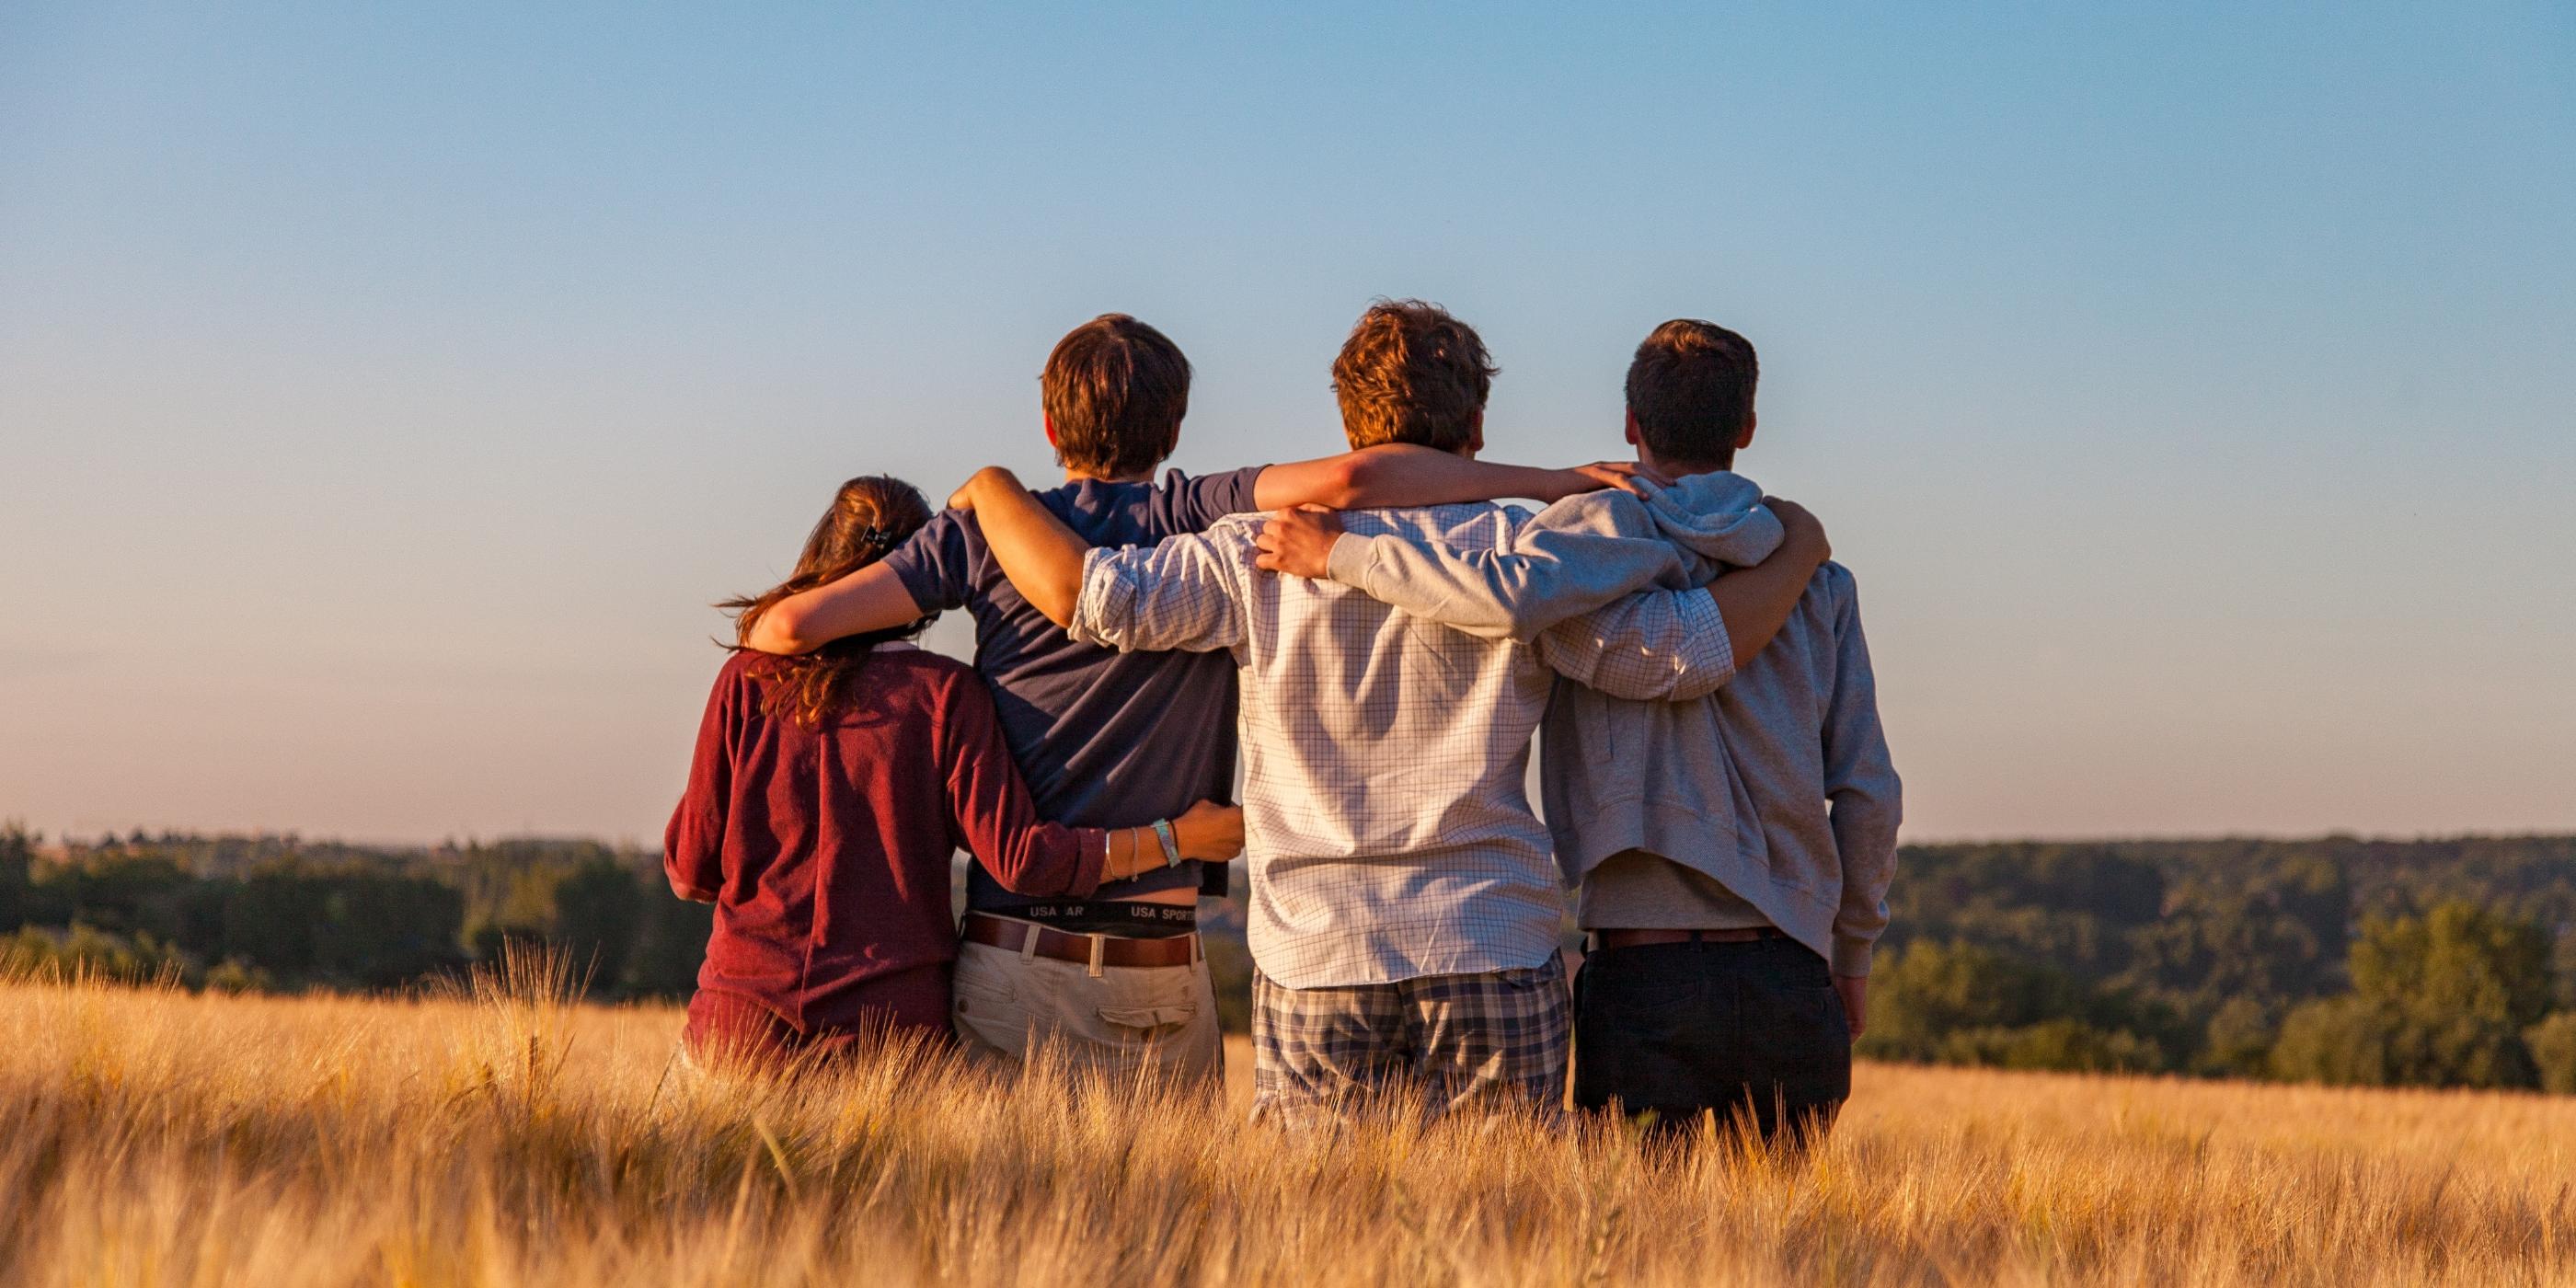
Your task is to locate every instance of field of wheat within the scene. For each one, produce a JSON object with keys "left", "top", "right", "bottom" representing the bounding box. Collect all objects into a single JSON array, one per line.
[{"left": 3, "top": 960, "right": 2572, "bottom": 1288}]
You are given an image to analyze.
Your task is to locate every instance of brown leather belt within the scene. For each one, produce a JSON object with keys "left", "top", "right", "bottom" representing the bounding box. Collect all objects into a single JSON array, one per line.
[
  {"left": 960, "top": 912, "right": 1200, "bottom": 969},
  {"left": 1593, "top": 926, "right": 1785, "bottom": 950}
]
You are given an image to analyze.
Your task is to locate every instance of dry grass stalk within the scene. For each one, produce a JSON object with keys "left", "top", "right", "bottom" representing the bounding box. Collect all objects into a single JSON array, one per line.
[{"left": 2, "top": 958, "right": 2571, "bottom": 1286}]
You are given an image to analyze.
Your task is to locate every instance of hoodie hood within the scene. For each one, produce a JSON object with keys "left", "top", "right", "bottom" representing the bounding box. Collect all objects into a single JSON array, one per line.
[{"left": 1635, "top": 470, "right": 1782, "bottom": 579}]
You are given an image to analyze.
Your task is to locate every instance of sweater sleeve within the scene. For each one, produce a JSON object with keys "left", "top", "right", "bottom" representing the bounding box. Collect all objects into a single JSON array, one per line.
[
  {"left": 1820, "top": 568, "right": 1903, "bottom": 976},
  {"left": 1322, "top": 494, "right": 1690, "bottom": 641},
  {"left": 938, "top": 673, "right": 1108, "bottom": 898},
  {"left": 661, "top": 664, "right": 738, "bottom": 903}
]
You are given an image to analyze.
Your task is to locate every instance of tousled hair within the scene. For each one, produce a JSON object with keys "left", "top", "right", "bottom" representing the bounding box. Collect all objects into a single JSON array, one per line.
[{"left": 1329, "top": 299, "right": 1496, "bottom": 453}]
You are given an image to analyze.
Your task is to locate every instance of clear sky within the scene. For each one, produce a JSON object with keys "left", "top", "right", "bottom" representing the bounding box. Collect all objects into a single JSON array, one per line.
[{"left": 4, "top": 3, "right": 2570, "bottom": 846}]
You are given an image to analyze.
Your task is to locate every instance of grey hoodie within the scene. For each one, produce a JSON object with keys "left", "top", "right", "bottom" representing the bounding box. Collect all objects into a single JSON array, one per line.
[{"left": 1321, "top": 472, "right": 1903, "bottom": 976}]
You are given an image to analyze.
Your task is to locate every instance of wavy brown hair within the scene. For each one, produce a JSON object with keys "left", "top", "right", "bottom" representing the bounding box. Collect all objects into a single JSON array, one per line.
[
  {"left": 720, "top": 475, "right": 937, "bottom": 729},
  {"left": 1329, "top": 299, "right": 1497, "bottom": 454}
]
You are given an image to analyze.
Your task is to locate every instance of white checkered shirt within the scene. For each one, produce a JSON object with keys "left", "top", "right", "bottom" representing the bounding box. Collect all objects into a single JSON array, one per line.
[{"left": 1070, "top": 502, "right": 1735, "bottom": 989}]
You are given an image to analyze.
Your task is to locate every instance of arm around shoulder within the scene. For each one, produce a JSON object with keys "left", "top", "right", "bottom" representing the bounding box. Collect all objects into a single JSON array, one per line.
[{"left": 742, "top": 559, "right": 929, "bottom": 655}]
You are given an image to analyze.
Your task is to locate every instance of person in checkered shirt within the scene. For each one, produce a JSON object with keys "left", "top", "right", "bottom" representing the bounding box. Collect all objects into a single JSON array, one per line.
[{"left": 948, "top": 301, "right": 1831, "bottom": 1127}]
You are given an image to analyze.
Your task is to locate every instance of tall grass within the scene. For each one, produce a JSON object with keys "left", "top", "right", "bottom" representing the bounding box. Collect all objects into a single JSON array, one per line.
[{"left": 2, "top": 958, "right": 2571, "bottom": 1286}]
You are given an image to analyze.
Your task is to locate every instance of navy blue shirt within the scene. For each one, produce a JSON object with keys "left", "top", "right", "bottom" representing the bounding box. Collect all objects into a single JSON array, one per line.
[{"left": 880, "top": 466, "right": 1263, "bottom": 915}]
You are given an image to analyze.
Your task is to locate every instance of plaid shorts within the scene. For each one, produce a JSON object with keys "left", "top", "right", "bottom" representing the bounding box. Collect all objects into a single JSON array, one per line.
[{"left": 1251, "top": 953, "right": 1570, "bottom": 1129}]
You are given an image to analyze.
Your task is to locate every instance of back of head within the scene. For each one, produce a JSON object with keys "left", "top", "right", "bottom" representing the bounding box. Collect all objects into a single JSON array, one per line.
[
  {"left": 722, "top": 475, "right": 936, "bottom": 727},
  {"left": 1625, "top": 319, "right": 1759, "bottom": 470},
  {"left": 1330, "top": 299, "right": 1497, "bottom": 453},
  {"left": 1041, "top": 314, "right": 1192, "bottom": 478}
]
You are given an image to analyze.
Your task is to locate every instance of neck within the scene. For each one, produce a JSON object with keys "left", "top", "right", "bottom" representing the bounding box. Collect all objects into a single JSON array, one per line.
[
  {"left": 1641, "top": 451, "right": 1731, "bottom": 478},
  {"left": 1064, "top": 467, "right": 1156, "bottom": 485}
]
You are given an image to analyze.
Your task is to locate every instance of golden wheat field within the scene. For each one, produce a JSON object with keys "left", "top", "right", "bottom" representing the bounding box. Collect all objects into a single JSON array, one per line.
[{"left": 4, "top": 961, "right": 2573, "bottom": 1288}]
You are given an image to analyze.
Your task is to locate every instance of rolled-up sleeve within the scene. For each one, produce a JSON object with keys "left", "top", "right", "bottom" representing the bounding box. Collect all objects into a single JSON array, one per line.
[
  {"left": 938, "top": 673, "right": 1106, "bottom": 899},
  {"left": 661, "top": 666, "right": 740, "bottom": 903},
  {"left": 1068, "top": 530, "right": 1248, "bottom": 655},
  {"left": 1534, "top": 585, "right": 1736, "bottom": 702}
]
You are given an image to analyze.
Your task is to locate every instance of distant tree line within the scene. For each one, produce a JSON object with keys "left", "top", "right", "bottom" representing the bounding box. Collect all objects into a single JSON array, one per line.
[
  {"left": 0, "top": 822, "right": 707, "bottom": 999},
  {"left": 7, "top": 822, "right": 2576, "bottom": 1092},
  {"left": 1860, "top": 836, "right": 2576, "bottom": 1093}
]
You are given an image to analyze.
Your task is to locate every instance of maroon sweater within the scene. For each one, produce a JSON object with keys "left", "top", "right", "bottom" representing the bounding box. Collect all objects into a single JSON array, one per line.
[{"left": 664, "top": 644, "right": 1107, "bottom": 1034}]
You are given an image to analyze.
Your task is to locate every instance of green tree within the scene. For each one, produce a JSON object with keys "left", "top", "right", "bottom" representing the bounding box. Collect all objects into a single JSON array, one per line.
[
  {"left": 2524, "top": 1013, "right": 2576, "bottom": 1095},
  {"left": 0, "top": 822, "right": 34, "bottom": 928},
  {"left": 2271, "top": 901, "right": 2552, "bottom": 1089},
  {"left": 2198, "top": 996, "right": 2279, "bottom": 1077},
  {"left": 550, "top": 857, "right": 645, "bottom": 994},
  {"left": 627, "top": 892, "right": 712, "bottom": 999}
]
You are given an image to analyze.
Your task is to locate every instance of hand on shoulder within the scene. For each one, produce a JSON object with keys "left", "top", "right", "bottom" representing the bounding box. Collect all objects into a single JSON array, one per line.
[
  {"left": 948, "top": 466, "right": 1026, "bottom": 513},
  {"left": 1254, "top": 505, "right": 1344, "bottom": 580},
  {"left": 1763, "top": 496, "right": 1831, "bottom": 566},
  {"left": 1550, "top": 460, "right": 1670, "bottom": 501}
]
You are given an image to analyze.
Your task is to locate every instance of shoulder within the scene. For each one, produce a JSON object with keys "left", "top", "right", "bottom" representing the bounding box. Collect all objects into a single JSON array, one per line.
[
  {"left": 879, "top": 508, "right": 977, "bottom": 597},
  {"left": 1130, "top": 512, "right": 1263, "bottom": 558},
  {"left": 707, "top": 650, "right": 776, "bottom": 718},
  {"left": 871, "top": 645, "right": 992, "bottom": 718},
  {"left": 1201, "top": 510, "right": 1266, "bottom": 541},
  {"left": 1524, "top": 489, "right": 1654, "bottom": 535},
  {"left": 1814, "top": 560, "right": 1862, "bottom": 611},
  {"left": 872, "top": 642, "right": 972, "bottom": 683},
  {"left": 1441, "top": 500, "right": 1528, "bottom": 545},
  {"left": 893, "top": 506, "right": 972, "bottom": 549},
  {"left": 1159, "top": 464, "right": 1263, "bottom": 498},
  {"left": 1340, "top": 500, "right": 1515, "bottom": 542},
  {"left": 715, "top": 649, "right": 767, "bottom": 687}
]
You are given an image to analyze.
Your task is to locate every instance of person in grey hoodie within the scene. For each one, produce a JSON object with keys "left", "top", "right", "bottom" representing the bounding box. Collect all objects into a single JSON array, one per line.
[{"left": 1253, "top": 318, "right": 1901, "bottom": 1144}]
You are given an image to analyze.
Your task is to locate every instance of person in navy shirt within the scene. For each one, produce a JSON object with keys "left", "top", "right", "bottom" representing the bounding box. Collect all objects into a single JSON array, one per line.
[{"left": 744, "top": 314, "right": 1648, "bottom": 1087}]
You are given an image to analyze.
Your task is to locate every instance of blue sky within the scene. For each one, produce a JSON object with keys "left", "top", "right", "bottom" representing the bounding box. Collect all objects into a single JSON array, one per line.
[{"left": 4, "top": 2, "right": 2570, "bottom": 844}]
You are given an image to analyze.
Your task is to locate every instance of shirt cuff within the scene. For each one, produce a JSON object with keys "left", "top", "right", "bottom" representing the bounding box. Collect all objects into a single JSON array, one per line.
[
  {"left": 1831, "top": 933, "right": 1875, "bottom": 978},
  {"left": 1067, "top": 548, "right": 1132, "bottom": 649},
  {"left": 1069, "top": 828, "right": 1110, "bottom": 897},
  {"left": 1323, "top": 531, "right": 1373, "bottom": 587}
]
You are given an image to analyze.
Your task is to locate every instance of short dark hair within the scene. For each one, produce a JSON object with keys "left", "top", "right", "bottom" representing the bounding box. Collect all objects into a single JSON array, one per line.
[
  {"left": 1041, "top": 314, "right": 1191, "bottom": 477},
  {"left": 1625, "top": 319, "right": 1758, "bottom": 468},
  {"left": 1329, "top": 300, "right": 1496, "bottom": 452}
]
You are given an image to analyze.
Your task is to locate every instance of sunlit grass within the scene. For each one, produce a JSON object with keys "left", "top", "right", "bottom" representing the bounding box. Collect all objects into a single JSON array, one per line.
[{"left": 3, "top": 960, "right": 2571, "bottom": 1286}]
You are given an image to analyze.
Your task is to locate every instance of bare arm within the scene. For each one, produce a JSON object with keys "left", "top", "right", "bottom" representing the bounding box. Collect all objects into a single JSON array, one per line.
[
  {"left": 742, "top": 561, "right": 927, "bottom": 655},
  {"left": 1706, "top": 500, "right": 1831, "bottom": 673},
  {"left": 1251, "top": 443, "right": 1654, "bottom": 512},
  {"left": 949, "top": 466, "right": 1093, "bottom": 628}
]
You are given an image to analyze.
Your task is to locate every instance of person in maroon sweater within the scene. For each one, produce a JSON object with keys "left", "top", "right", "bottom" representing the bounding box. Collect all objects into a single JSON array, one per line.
[{"left": 665, "top": 475, "right": 1244, "bottom": 1069}]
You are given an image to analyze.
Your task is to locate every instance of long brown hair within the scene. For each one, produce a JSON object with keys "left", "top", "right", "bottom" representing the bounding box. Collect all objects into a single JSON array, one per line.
[{"left": 721, "top": 475, "right": 936, "bottom": 728}]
